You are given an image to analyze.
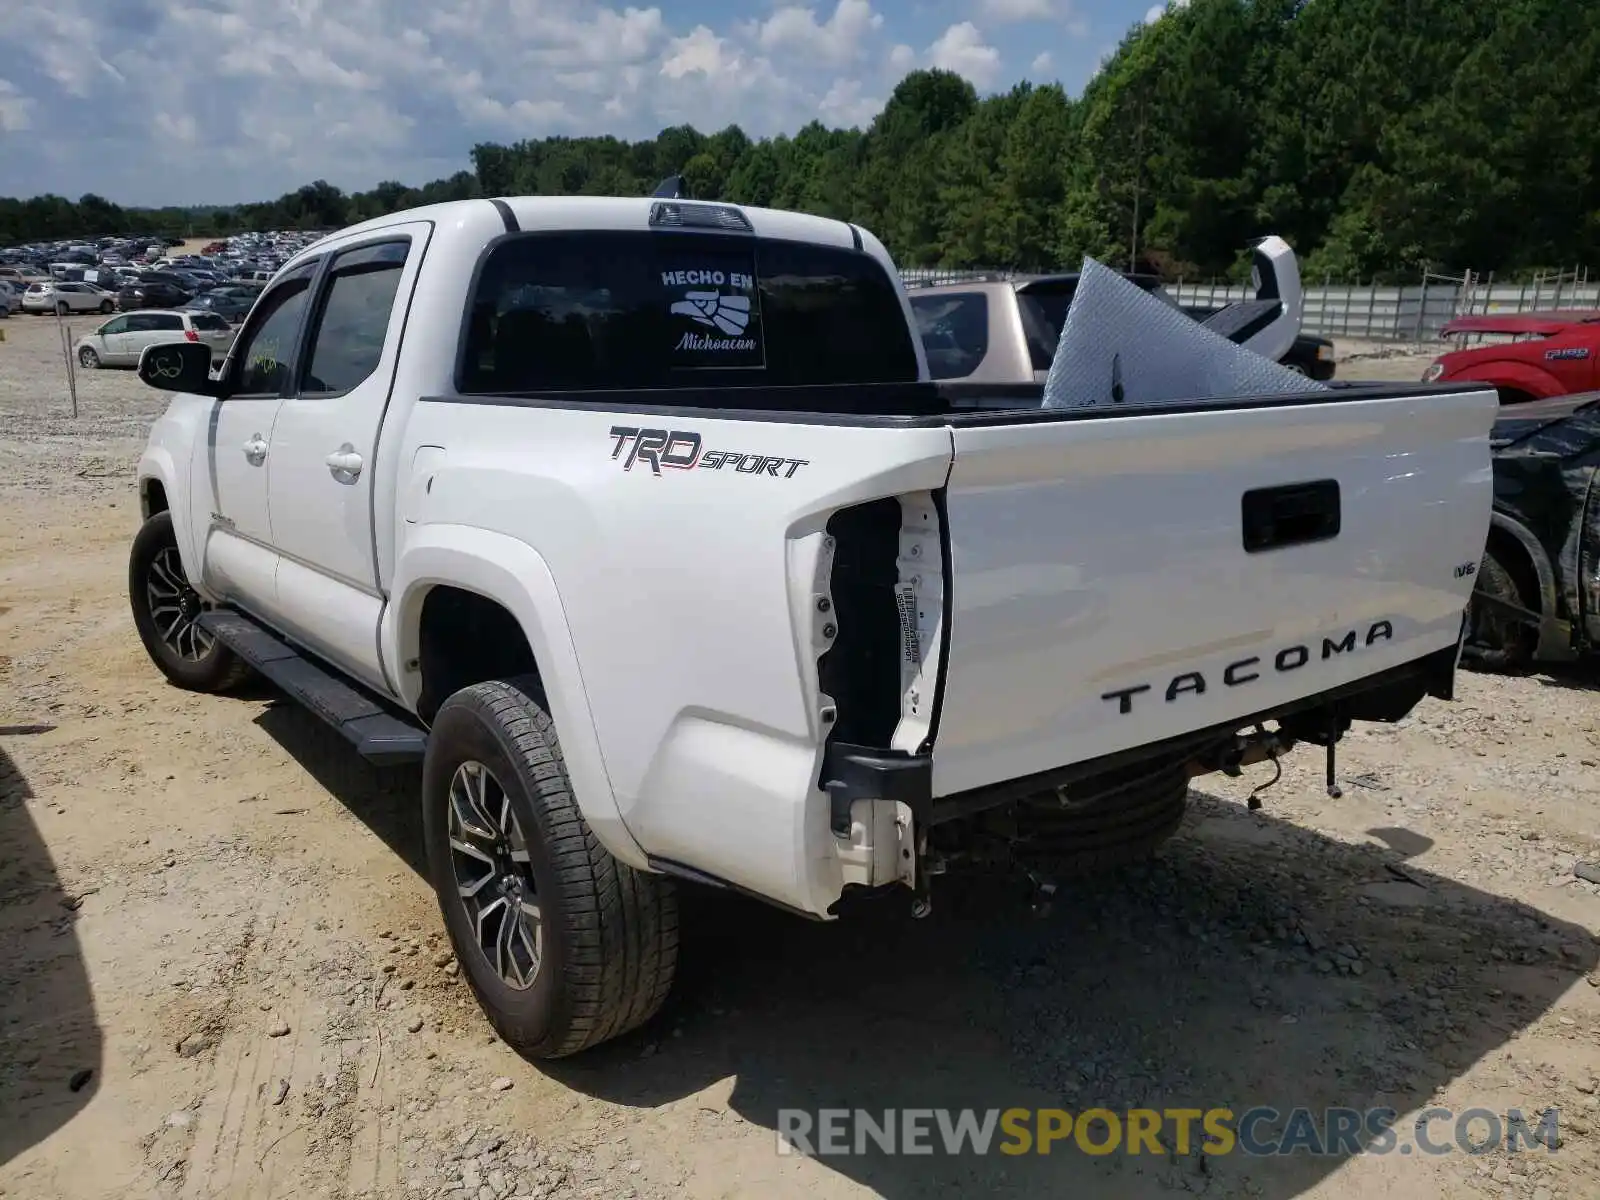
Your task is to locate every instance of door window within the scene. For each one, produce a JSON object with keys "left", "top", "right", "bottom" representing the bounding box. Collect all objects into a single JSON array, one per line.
[
  {"left": 152, "top": 313, "right": 184, "bottom": 332},
  {"left": 98, "top": 316, "right": 130, "bottom": 336},
  {"left": 124, "top": 314, "right": 161, "bottom": 333},
  {"left": 228, "top": 264, "right": 318, "bottom": 397},
  {"left": 299, "top": 241, "right": 409, "bottom": 396}
]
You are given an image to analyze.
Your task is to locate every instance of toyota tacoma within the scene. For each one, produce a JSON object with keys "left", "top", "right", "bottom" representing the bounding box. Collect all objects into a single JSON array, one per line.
[{"left": 128, "top": 195, "right": 1498, "bottom": 1058}]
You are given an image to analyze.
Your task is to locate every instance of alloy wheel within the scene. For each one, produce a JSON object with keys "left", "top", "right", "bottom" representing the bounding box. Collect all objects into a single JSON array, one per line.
[
  {"left": 448, "top": 760, "right": 543, "bottom": 990},
  {"left": 144, "top": 545, "right": 215, "bottom": 661}
]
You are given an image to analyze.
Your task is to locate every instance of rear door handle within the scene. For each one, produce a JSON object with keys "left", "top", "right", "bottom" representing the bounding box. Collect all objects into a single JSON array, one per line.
[
  {"left": 242, "top": 435, "right": 267, "bottom": 464},
  {"left": 1242, "top": 479, "right": 1341, "bottom": 553},
  {"left": 326, "top": 446, "right": 363, "bottom": 480}
]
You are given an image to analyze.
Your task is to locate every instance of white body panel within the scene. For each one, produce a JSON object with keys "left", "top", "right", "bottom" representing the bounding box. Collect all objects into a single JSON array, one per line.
[
  {"left": 131, "top": 194, "right": 1497, "bottom": 919},
  {"left": 396, "top": 403, "right": 951, "bottom": 912}
]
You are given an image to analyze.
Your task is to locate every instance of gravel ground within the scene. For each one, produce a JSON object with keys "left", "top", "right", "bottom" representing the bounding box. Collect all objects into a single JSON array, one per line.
[{"left": 2, "top": 313, "right": 1598, "bottom": 1200}]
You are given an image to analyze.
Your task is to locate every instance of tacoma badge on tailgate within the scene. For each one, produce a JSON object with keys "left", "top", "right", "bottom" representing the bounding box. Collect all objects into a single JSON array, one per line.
[{"left": 1100, "top": 620, "right": 1395, "bottom": 714}]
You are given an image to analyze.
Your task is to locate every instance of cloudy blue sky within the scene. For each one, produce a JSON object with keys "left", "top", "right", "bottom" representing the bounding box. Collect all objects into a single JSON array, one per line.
[{"left": 0, "top": 0, "right": 1179, "bottom": 207}]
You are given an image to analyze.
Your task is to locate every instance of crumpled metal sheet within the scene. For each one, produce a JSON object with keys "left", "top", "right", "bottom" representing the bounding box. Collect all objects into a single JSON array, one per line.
[{"left": 1042, "top": 257, "right": 1328, "bottom": 410}]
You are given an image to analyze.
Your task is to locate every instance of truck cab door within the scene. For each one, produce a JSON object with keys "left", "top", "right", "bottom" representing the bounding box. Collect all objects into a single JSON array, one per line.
[
  {"left": 264, "top": 226, "right": 430, "bottom": 693},
  {"left": 191, "top": 262, "right": 319, "bottom": 618}
]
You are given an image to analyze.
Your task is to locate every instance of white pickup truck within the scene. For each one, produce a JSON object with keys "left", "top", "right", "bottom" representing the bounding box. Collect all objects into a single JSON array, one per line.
[{"left": 128, "top": 195, "right": 1498, "bottom": 1058}]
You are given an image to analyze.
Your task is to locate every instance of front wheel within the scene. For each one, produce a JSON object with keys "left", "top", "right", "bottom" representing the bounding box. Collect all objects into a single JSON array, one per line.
[
  {"left": 422, "top": 677, "right": 678, "bottom": 1058},
  {"left": 78, "top": 346, "right": 99, "bottom": 369},
  {"left": 128, "top": 511, "right": 250, "bottom": 691},
  {"left": 55, "top": 302, "right": 68, "bottom": 316}
]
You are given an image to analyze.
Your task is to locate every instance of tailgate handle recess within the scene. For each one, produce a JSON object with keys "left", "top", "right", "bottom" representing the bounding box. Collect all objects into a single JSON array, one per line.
[{"left": 1242, "top": 479, "right": 1341, "bottom": 553}]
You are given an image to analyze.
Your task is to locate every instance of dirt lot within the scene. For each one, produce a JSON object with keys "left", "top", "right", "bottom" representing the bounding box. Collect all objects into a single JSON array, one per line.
[{"left": 2, "top": 312, "right": 1598, "bottom": 1200}]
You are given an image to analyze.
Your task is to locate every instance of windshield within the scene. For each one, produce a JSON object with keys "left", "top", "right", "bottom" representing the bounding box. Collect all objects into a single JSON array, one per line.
[
  {"left": 1017, "top": 277, "right": 1180, "bottom": 371},
  {"left": 909, "top": 292, "right": 989, "bottom": 379}
]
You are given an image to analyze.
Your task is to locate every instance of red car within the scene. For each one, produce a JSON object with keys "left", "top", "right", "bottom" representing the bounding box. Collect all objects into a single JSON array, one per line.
[{"left": 1424, "top": 310, "right": 1600, "bottom": 403}]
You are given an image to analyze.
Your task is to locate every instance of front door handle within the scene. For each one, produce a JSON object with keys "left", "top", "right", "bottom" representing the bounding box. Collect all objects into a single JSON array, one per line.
[
  {"left": 242, "top": 434, "right": 267, "bottom": 465},
  {"left": 326, "top": 445, "right": 363, "bottom": 481}
]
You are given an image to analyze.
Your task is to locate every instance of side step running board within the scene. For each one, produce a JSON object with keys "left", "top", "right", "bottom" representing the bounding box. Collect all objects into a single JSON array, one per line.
[{"left": 199, "top": 609, "right": 428, "bottom": 765}]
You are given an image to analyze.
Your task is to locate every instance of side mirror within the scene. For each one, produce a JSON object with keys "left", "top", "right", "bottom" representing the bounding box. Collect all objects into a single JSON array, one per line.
[{"left": 138, "top": 341, "right": 222, "bottom": 396}]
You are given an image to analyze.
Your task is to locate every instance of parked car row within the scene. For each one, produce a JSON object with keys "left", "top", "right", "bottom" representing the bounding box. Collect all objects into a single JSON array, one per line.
[{"left": 21, "top": 280, "right": 116, "bottom": 314}]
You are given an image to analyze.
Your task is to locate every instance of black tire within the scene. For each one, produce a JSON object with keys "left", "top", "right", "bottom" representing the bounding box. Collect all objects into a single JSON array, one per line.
[
  {"left": 99, "top": 300, "right": 113, "bottom": 313},
  {"left": 1463, "top": 549, "right": 1536, "bottom": 672},
  {"left": 128, "top": 511, "right": 251, "bottom": 692},
  {"left": 55, "top": 302, "right": 67, "bottom": 316},
  {"left": 422, "top": 677, "right": 678, "bottom": 1058},
  {"left": 78, "top": 346, "right": 99, "bottom": 369},
  {"left": 1009, "top": 757, "right": 1190, "bottom": 875}
]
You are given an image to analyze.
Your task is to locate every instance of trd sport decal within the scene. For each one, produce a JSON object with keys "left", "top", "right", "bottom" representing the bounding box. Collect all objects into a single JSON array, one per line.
[{"left": 608, "top": 426, "right": 810, "bottom": 478}]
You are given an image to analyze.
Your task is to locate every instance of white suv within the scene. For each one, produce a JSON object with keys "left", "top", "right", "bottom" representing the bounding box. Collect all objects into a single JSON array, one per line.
[
  {"left": 21, "top": 280, "right": 115, "bottom": 315},
  {"left": 73, "top": 309, "right": 234, "bottom": 369}
]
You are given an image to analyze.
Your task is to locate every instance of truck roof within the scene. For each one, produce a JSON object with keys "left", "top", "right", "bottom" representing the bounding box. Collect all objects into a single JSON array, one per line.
[{"left": 285, "top": 195, "right": 875, "bottom": 275}]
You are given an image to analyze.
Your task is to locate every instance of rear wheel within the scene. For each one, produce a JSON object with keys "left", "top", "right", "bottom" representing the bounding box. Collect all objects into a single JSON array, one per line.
[
  {"left": 128, "top": 511, "right": 250, "bottom": 692},
  {"left": 55, "top": 302, "right": 67, "bottom": 316},
  {"left": 99, "top": 299, "right": 113, "bottom": 313},
  {"left": 1463, "top": 549, "right": 1536, "bottom": 672},
  {"left": 422, "top": 677, "right": 678, "bottom": 1058}
]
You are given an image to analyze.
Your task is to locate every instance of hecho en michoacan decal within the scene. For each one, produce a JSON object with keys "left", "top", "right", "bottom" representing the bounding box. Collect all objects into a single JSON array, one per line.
[
  {"left": 608, "top": 426, "right": 808, "bottom": 478},
  {"left": 661, "top": 258, "right": 765, "bottom": 370}
]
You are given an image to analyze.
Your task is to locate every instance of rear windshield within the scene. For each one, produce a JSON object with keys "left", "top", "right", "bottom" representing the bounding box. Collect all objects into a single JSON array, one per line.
[
  {"left": 910, "top": 292, "right": 989, "bottom": 379},
  {"left": 1017, "top": 278, "right": 1179, "bottom": 371},
  {"left": 458, "top": 231, "right": 919, "bottom": 394}
]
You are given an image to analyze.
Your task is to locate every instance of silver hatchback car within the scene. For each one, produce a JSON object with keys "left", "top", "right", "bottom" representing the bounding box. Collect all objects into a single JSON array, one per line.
[{"left": 73, "top": 309, "right": 235, "bottom": 370}]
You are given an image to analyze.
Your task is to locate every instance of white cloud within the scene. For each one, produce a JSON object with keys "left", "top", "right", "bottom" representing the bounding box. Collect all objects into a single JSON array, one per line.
[
  {"left": 154, "top": 111, "right": 198, "bottom": 145},
  {"left": 980, "top": 0, "right": 1086, "bottom": 35},
  {"left": 754, "top": 0, "right": 884, "bottom": 68},
  {"left": 1030, "top": 52, "right": 1054, "bottom": 74},
  {"left": 981, "top": 0, "right": 1055, "bottom": 19},
  {"left": 660, "top": 26, "right": 741, "bottom": 80},
  {"left": 0, "top": 80, "right": 35, "bottom": 133},
  {"left": 818, "top": 78, "right": 883, "bottom": 128},
  {"left": 926, "top": 22, "right": 1001, "bottom": 90},
  {"left": 888, "top": 43, "right": 917, "bottom": 72},
  {"left": 1145, "top": 0, "right": 1191, "bottom": 22}
]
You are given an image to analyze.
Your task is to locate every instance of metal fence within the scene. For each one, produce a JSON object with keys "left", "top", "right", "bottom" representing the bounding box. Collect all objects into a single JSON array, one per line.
[{"left": 899, "top": 266, "right": 1599, "bottom": 343}]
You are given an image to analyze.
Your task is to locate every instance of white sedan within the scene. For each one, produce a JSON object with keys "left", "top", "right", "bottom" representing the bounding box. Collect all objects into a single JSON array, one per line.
[
  {"left": 21, "top": 280, "right": 115, "bottom": 315},
  {"left": 73, "top": 309, "right": 235, "bottom": 370}
]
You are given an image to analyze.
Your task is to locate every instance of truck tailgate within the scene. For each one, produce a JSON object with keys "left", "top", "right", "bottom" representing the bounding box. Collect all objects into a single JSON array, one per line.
[{"left": 931, "top": 387, "right": 1498, "bottom": 797}]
